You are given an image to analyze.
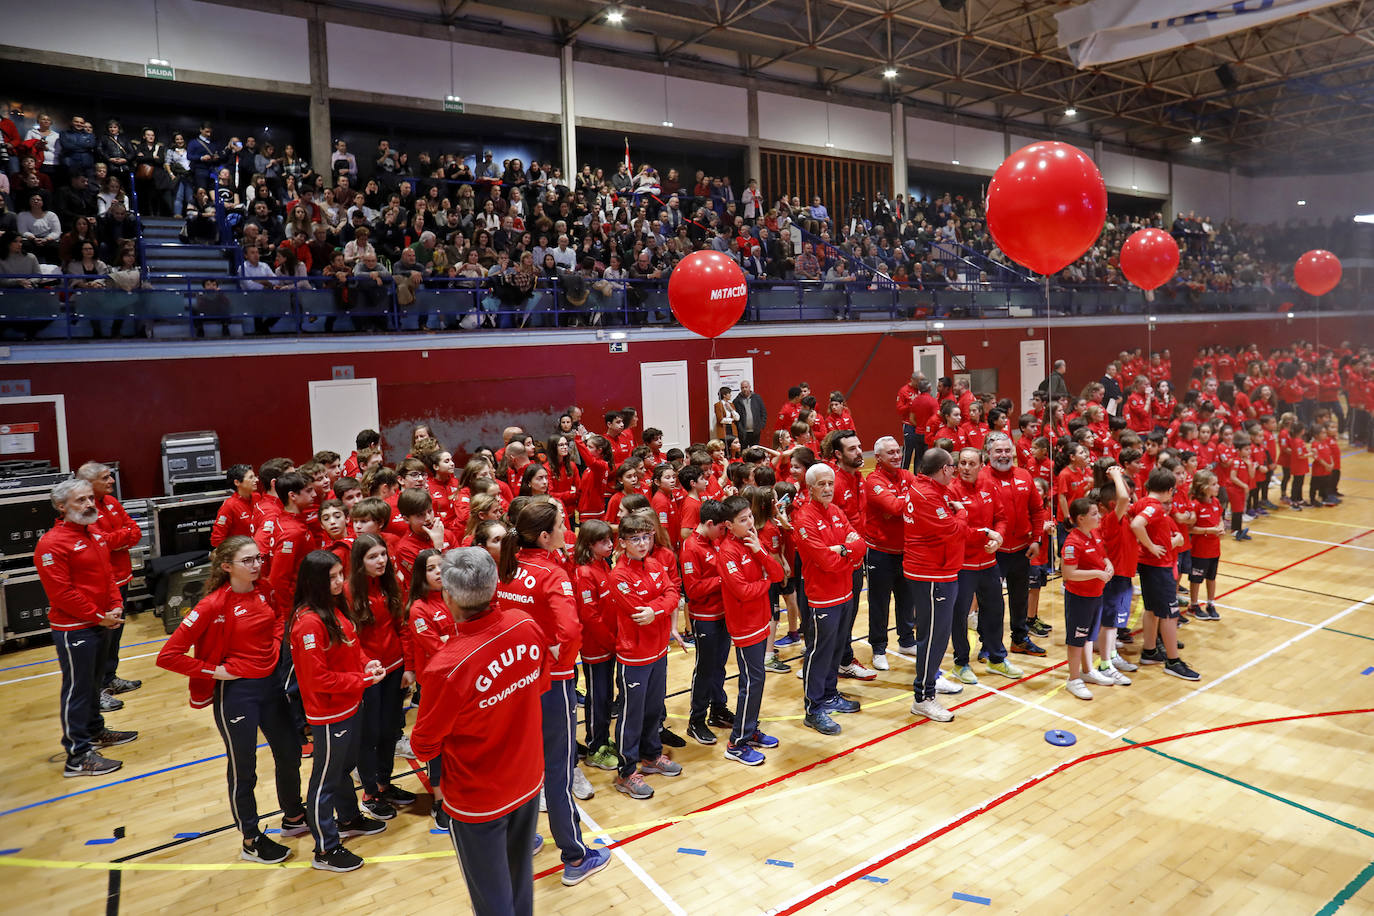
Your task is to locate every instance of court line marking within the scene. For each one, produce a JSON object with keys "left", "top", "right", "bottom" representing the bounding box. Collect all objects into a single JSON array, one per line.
[
  {"left": 968, "top": 680, "right": 1116, "bottom": 738},
  {"left": 1107, "top": 592, "right": 1374, "bottom": 740},
  {"left": 1249, "top": 530, "right": 1374, "bottom": 552},
  {"left": 1216, "top": 528, "right": 1372, "bottom": 599},
  {"left": 763, "top": 707, "right": 1374, "bottom": 915},
  {"left": 0, "top": 651, "right": 161, "bottom": 687},
  {"left": 1318, "top": 859, "right": 1374, "bottom": 916},
  {"left": 580, "top": 808, "right": 687, "bottom": 916},
  {"left": 0, "top": 637, "right": 169, "bottom": 673}
]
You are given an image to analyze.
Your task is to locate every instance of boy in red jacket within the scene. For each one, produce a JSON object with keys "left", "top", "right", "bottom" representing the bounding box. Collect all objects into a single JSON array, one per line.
[{"left": 680, "top": 499, "right": 735, "bottom": 746}]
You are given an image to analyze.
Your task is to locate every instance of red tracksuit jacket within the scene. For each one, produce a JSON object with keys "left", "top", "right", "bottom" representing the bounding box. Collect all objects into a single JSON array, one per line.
[
  {"left": 211, "top": 492, "right": 256, "bottom": 547},
  {"left": 607, "top": 554, "right": 680, "bottom": 666},
  {"left": 35, "top": 520, "right": 122, "bottom": 630},
  {"left": 987, "top": 465, "right": 1048, "bottom": 553},
  {"left": 157, "top": 583, "right": 280, "bottom": 708},
  {"left": 680, "top": 531, "right": 725, "bottom": 622},
  {"left": 574, "top": 559, "right": 617, "bottom": 664},
  {"left": 717, "top": 533, "right": 783, "bottom": 647},
  {"left": 407, "top": 591, "right": 457, "bottom": 675},
  {"left": 864, "top": 464, "right": 915, "bottom": 554},
  {"left": 902, "top": 475, "right": 969, "bottom": 582},
  {"left": 266, "top": 513, "right": 320, "bottom": 619},
  {"left": 290, "top": 609, "right": 368, "bottom": 725},
  {"left": 92, "top": 494, "right": 140, "bottom": 586},
  {"left": 792, "top": 499, "right": 864, "bottom": 607},
  {"left": 949, "top": 473, "right": 1008, "bottom": 571},
  {"left": 352, "top": 578, "right": 407, "bottom": 672},
  {"left": 493, "top": 547, "right": 581, "bottom": 681}
]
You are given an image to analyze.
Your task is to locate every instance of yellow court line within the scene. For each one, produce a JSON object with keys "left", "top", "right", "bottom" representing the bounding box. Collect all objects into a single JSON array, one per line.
[{"left": 1283, "top": 516, "right": 1369, "bottom": 530}]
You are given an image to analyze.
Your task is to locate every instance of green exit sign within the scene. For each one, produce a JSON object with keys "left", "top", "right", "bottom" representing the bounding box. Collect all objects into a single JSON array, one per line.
[
  {"left": 145, "top": 63, "right": 175, "bottom": 80},
  {"left": 443, "top": 98, "right": 464, "bottom": 113}
]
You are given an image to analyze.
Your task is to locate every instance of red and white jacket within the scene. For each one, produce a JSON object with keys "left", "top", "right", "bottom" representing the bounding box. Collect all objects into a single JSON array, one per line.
[
  {"left": 717, "top": 533, "right": 783, "bottom": 646},
  {"left": 493, "top": 547, "right": 581, "bottom": 681},
  {"left": 679, "top": 531, "right": 725, "bottom": 622},
  {"left": 863, "top": 463, "right": 915, "bottom": 554},
  {"left": 290, "top": 609, "right": 368, "bottom": 725},
  {"left": 407, "top": 591, "right": 457, "bottom": 675},
  {"left": 157, "top": 584, "right": 281, "bottom": 708},
  {"left": 266, "top": 513, "right": 320, "bottom": 618},
  {"left": 91, "top": 494, "right": 141, "bottom": 586},
  {"left": 902, "top": 475, "right": 969, "bottom": 582},
  {"left": 410, "top": 607, "right": 548, "bottom": 823},
  {"left": 792, "top": 499, "right": 863, "bottom": 607},
  {"left": 987, "top": 464, "right": 1048, "bottom": 553},
  {"left": 574, "top": 558, "right": 616, "bottom": 665},
  {"left": 210, "top": 492, "right": 256, "bottom": 547},
  {"left": 948, "top": 472, "right": 1008, "bottom": 571},
  {"left": 607, "top": 554, "right": 680, "bottom": 666},
  {"left": 34, "top": 520, "right": 122, "bottom": 630},
  {"left": 352, "top": 577, "right": 407, "bottom": 672}
]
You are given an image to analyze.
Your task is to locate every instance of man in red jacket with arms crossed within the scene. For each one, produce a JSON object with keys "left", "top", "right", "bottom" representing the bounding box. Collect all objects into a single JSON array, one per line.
[{"left": 79, "top": 461, "right": 144, "bottom": 701}]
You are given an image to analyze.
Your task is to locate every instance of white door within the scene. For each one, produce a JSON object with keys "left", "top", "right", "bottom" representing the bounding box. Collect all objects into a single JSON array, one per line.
[
  {"left": 912, "top": 345, "right": 944, "bottom": 383},
  {"left": 640, "top": 360, "right": 691, "bottom": 451},
  {"left": 1019, "top": 339, "right": 1045, "bottom": 414},
  {"left": 309, "top": 378, "right": 380, "bottom": 461},
  {"left": 706, "top": 357, "right": 754, "bottom": 434}
]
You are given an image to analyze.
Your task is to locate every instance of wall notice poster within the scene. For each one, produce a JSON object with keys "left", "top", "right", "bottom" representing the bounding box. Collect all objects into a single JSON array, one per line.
[{"left": 0, "top": 422, "right": 38, "bottom": 454}]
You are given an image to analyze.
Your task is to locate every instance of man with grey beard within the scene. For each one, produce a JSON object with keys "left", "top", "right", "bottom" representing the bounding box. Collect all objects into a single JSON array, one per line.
[
  {"left": 34, "top": 478, "right": 137, "bottom": 777},
  {"left": 984, "top": 432, "right": 1053, "bottom": 657}
]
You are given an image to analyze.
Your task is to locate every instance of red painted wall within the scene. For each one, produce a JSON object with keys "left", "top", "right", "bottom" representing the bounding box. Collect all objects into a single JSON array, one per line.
[{"left": 5, "top": 313, "right": 1368, "bottom": 499}]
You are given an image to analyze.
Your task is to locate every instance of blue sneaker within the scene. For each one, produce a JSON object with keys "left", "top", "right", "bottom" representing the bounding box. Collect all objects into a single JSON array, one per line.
[
  {"left": 774, "top": 631, "right": 801, "bottom": 648},
  {"left": 746, "top": 730, "right": 779, "bottom": 749},
  {"left": 532, "top": 833, "right": 544, "bottom": 856},
  {"left": 562, "top": 846, "right": 612, "bottom": 886},
  {"left": 724, "top": 743, "right": 765, "bottom": 766},
  {"left": 823, "top": 693, "right": 861, "bottom": 714}
]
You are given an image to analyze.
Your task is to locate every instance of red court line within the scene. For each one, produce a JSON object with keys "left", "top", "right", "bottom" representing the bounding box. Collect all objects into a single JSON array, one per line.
[
  {"left": 533, "top": 659, "right": 1069, "bottom": 881},
  {"left": 1221, "top": 559, "right": 1278, "bottom": 573},
  {"left": 1216, "top": 527, "right": 1372, "bottom": 599},
  {"left": 776, "top": 706, "right": 1374, "bottom": 915}
]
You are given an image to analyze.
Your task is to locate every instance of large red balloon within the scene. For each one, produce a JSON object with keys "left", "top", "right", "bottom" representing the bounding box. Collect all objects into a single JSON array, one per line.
[
  {"left": 986, "top": 141, "right": 1107, "bottom": 276},
  {"left": 1119, "top": 228, "right": 1180, "bottom": 291},
  {"left": 1293, "top": 249, "right": 1342, "bottom": 296},
  {"left": 668, "top": 250, "right": 748, "bottom": 338}
]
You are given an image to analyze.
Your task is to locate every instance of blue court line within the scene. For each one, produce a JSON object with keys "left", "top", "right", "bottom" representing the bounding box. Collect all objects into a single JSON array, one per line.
[
  {"left": 172, "top": 832, "right": 200, "bottom": 839},
  {"left": 1362, "top": 667, "right": 1374, "bottom": 676},
  {"left": 953, "top": 892, "right": 991, "bottom": 905},
  {"left": 765, "top": 858, "right": 794, "bottom": 868},
  {"left": 0, "top": 636, "right": 169, "bottom": 672},
  {"left": 677, "top": 847, "right": 707, "bottom": 856},
  {"left": 85, "top": 837, "right": 116, "bottom": 846},
  {"left": 0, "top": 848, "right": 20, "bottom": 855},
  {"left": 429, "top": 828, "right": 447, "bottom": 835},
  {"left": 0, "top": 742, "right": 266, "bottom": 818},
  {"left": 860, "top": 875, "right": 889, "bottom": 884}
]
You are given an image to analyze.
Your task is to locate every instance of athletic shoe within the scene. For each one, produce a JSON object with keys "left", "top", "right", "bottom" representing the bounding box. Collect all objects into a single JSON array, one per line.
[
  {"left": 360, "top": 796, "right": 397, "bottom": 821},
  {"left": 1234, "top": 529, "right": 1252, "bottom": 541},
  {"left": 587, "top": 744, "right": 620, "bottom": 771},
  {"left": 910, "top": 698, "right": 954, "bottom": 722},
  {"left": 747, "top": 730, "right": 779, "bottom": 749},
  {"left": 1164, "top": 658, "right": 1201, "bottom": 681},
  {"left": 1254, "top": 507, "right": 1269, "bottom": 516},
  {"left": 1243, "top": 512, "right": 1257, "bottom": 522},
  {"left": 1187, "top": 603, "right": 1203, "bottom": 619},
  {"left": 576, "top": 690, "right": 586, "bottom": 707},
  {"left": 280, "top": 814, "right": 309, "bottom": 838},
  {"left": 1138, "top": 646, "right": 1167, "bottom": 665},
  {"left": 1010, "top": 639, "right": 1046, "bottom": 657},
  {"left": 1102, "top": 665, "right": 1132, "bottom": 686},
  {"left": 571, "top": 765, "right": 594, "bottom": 800},
  {"left": 98, "top": 690, "right": 124, "bottom": 712},
  {"left": 950, "top": 664, "right": 979, "bottom": 685},
  {"left": 686, "top": 719, "right": 717, "bottom": 746},
  {"left": 431, "top": 801, "right": 450, "bottom": 831},
  {"left": 1081, "top": 667, "right": 1114, "bottom": 686},
  {"left": 63, "top": 750, "right": 121, "bottom": 777},
  {"left": 678, "top": 631, "right": 696, "bottom": 648},
  {"left": 724, "top": 743, "right": 766, "bottom": 766},
  {"left": 380, "top": 784, "right": 417, "bottom": 806},
  {"left": 803, "top": 710, "right": 842, "bottom": 735},
  {"left": 871, "top": 653, "right": 890, "bottom": 671},
  {"left": 1028, "top": 618, "right": 1052, "bottom": 638},
  {"left": 393, "top": 736, "right": 416, "bottom": 760},
  {"left": 764, "top": 654, "right": 791, "bottom": 674},
  {"left": 241, "top": 833, "right": 292, "bottom": 864},
  {"left": 312, "top": 846, "right": 364, "bottom": 873},
  {"left": 774, "top": 631, "right": 801, "bottom": 648},
  {"left": 532, "top": 833, "right": 544, "bottom": 855},
  {"left": 935, "top": 674, "right": 964, "bottom": 694},
  {"left": 639, "top": 753, "right": 682, "bottom": 777},
  {"left": 106, "top": 676, "right": 142, "bottom": 695},
  {"left": 976, "top": 648, "right": 990, "bottom": 663},
  {"left": 614, "top": 773, "right": 654, "bottom": 799},
  {"left": 1288, "top": 501, "right": 1303, "bottom": 512},
  {"left": 1262, "top": 499, "right": 1280, "bottom": 510},
  {"left": 1117, "top": 628, "right": 1134, "bottom": 644},
  {"left": 1066, "top": 678, "right": 1093, "bottom": 700},
  {"left": 823, "top": 693, "right": 861, "bottom": 714},
  {"left": 707, "top": 707, "right": 736, "bottom": 728},
  {"left": 892, "top": 643, "right": 920, "bottom": 660},
  {"left": 795, "top": 666, "right": 804, "bottom": 680},
  {"left": 1110, "top": 653, "right": 1138, "bottom": 673},
  {"left": 300, "top": 741, "right": 313, "bottom": 759},
  {"left": 338, "top": 815, "right": 387, "bottom": 837},
  {"left": 1176, "top": 637, "right": 1186, "bottom": 648},
  {"left": 838, "top": 661, "right": 877, "bottom": 681},
  {"left": 659, "top": 727, "right": 686, "bottom": 748},
  {"left": 94, "top": 728, "right": 138, "bottom": 748},
  {"left": 1177, "top": 610, "right": 1190, "bottom": 625},
  {"left": 562, "top": 847, "right": 612, "bottom": 887},
  {"left": 1205, "top": 603, "right": 1221, "bottom": 620},
  {"left": 985, "top": 659, "right": 1024, "bottom": 679}
]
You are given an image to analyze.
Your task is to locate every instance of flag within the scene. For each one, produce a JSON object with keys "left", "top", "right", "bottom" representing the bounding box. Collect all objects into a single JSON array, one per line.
[
  {"left": 1056, "top": 0, "right": 1347, "bottom": 68},
  {"left": 624, "top": 136, "right": 631, "bottom": 172}
]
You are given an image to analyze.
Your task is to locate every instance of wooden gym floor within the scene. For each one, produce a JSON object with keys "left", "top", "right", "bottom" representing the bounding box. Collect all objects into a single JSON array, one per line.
[{"left": 2, "top": 452, "right": 1372, "bottom": 915}]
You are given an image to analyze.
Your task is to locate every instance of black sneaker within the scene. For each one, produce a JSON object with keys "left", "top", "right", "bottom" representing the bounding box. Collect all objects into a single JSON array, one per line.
[
  {"left": 1138, "top": 646, "right": 1167, "bottom": 665},
  {"left": 707, "top": 707, "right": 736, "bottom": 728},
  {"left": 312, "top": 845, "right": 364, "bottom": 872},
  {"left": 339, "top": 814, "right": 388, "bottom": 836},
  {"left": 380, "top": 784, "right": 417, "bottom": 806},
  {"left": 686, "top": 719, "right": 717, "bottom": 746},
  {"left": 1028, "top": 618, "right": 1052, "bottom": 638},
  {"left": 1117, "top": 628, "right": 1134, "bottom": 644},
  {"left": 431, "top": 801, "right": 451, "bottom": 831},
  {"left": 658, "top": 727, "right": 686, "bottom": 748},
  {"left": 98, "top": 690, "right": 124, "bottom": 712},
  {"left": 1205, "top": 603, "right": 1221, "bottom": 620},
  {"left": 63, "top": 750, "right": 122, "bottom": 777},
  {"left": 94, "top": 729, "right": 139, "bottom": 748},
  {"left": 106, "top": 676, "right": 142, "bottom": 695},
  {"left": 1010, "top": 639, "right": 1046, "bottom": 657},
  {"left": 1177, "top": 611, "right": 1190, "bottom": 626},
  {"left": 241, "top": 833, "right": 292, "bottom": 864},
  {"left": 1163, "top": 658, "right": 1201, "bottom": 681},
  {"left": 280, "top": 814, "right": 310, "bottom": 837},
  {"left": 360, "top": 797, "right": 397, "bottom": 821}
]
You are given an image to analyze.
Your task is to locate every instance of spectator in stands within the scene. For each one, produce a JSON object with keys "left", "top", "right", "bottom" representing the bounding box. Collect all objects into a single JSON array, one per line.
[
  {"left": 132, "top": 128, "right": 170, "bottom": 217},
  {"left": 238, "top": 243, "right": 277, "bottom": 291},
  {"left": 59, "top": 215, "right": 98, "bottom": 265},
  {"left": 165, "top": 132, "right": 193, "bottom": 216},
  {"left": 795, "top": 241, "right": 821, "bottom": 281},
  {"left": 107, "top": 243, "right": 146, "bottom": 293},
  {"left": 54, "top": 172, "right": 96, "bottom": 231},
  {"left": 65, "top": 240, "right": 109, "bottom": 289},
  {"left": 243, "top": 199, "right": 283, "bottom": 245},
  {"left": 477, "top": 150, "right": 500, "bottom": 181},
  {"left": 25, "top": 112, "right": 59, "bottom": 177},
  {"left": 60, "top": 115, "right": 97, "bottom": 179},
  {"left": 351, "top": 250, "right": 392, "bottom": 328},
  {"left": 375, "top": 139, "right": 400, "bottom": 186},
  {"left": 96, "top": 176, "right": 129, "bottom": 217},
  {"left": 97, "top": 119, "right": 134, "bottom": 187},
  {"left": 0, "top": 230, "right": 41, "bottom": 286},
  {"left": 330, "top": 139, "right": 357, "bottom": 183},
  {"left": 13, "top": 156, "right": 50, "bottom": 197},
  {"left": 96, "top": 201, "right": 138, "bottom": 262},
  {"left": 188, "top": 122, "right": 220, "bottom": 190},
  {"left": 183, "top": 187, "right": 219, "bottom": 244},
  {"left": 17, "top": 191, "right": 60, "bottom": 263},
  {"left": 343, "top": 225, "right": 375, "bottom": 268}
]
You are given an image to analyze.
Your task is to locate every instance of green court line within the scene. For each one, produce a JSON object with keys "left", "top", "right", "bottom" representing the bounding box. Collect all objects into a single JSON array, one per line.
[
  {"left": 1120, "top": 739, "right": 1374, "bottom": 915},
  {"left": 1322, "top": 627, "right": 1374, "bottom": 643}
]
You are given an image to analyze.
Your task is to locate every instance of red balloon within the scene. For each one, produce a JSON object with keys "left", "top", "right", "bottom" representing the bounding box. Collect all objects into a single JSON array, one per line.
[
  {"left": 1293, "top": 249, "right": 1342, "bottom": 296},
  {"left": 1118, "top": 228, "right": 1180, "bottom": 291},
  {"left": 668, "top": 250, "right": 749, "bottom": 338},
  {"left": 986, "top": 141, "right": 1107, "bottom": 276}
]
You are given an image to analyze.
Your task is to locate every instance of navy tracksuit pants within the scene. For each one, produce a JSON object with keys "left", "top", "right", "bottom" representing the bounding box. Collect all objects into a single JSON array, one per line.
[
  {"left": 541, "top": 678, "right": 588, "bottom": 866},
  {"left": 448, "top": 794, "right": 539, "bottom": 916},
  {"left": 305, "top": 713, "right": 363, "bottom": 854},
  {"left": 55, "top": 626, "right": 109, "bottom": 761},
  {"left": 687, "top": 617, "right": 730, "bottom": 721},
  {"left": 212, "top": 675, "right": 305, "bottom": 838}
]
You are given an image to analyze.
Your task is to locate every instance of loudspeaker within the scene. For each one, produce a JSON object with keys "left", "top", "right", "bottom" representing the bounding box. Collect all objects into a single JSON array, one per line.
[
  {"left": 938, "top": 0, "right": 965, "bottom": 10},
  {"left": 1216, "top": 64, "right": 1238, "bottom": 90}
]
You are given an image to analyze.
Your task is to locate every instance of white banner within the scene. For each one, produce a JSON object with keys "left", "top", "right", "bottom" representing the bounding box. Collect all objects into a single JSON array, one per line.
[{"left": 1056, "top": 0, "right": 1347, "bottom": 68}]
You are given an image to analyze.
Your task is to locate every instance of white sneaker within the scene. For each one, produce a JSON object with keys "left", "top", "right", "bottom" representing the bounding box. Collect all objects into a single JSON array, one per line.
[
  {"left": 966, "top": 611, "right": 979, "bottom": 629},
  {"left": 935, "top": 673, "right": 964, "bottom": 694},
  {"left": 570, "top": 766, "right": 594, "bottom": 800},
  {"left": 394, "top": 735, "right": 416, "bottom": 760},
  {"left": 1082, "top": 667, "right": 1114, "bottom": 686},
  {"left": 892, "top": 644, "right": 920, "bottom": 660},
  {"left": 796, "top": 666, "right": 805, "bottom": 680},
  {"left": 538, "top": 788, "right": 547, "bottom": 812},
  {"left": 1066, "top": 677, "right": 1093, "bottom": 700},
  {"left": 838, "top": 661, "right": 877, "bottom": 681},
  {"left": 1111, "top": 653, "right": 1139, "bottom": 673},
  {"left": 1105, "top": 666, "right": 1132, "bottom": 686},
  {"left": 871, "top": 653, "right": 890, "bottom": 671},
  {"left": 910, "top": 698, "right": 954, "bottom": 722}
]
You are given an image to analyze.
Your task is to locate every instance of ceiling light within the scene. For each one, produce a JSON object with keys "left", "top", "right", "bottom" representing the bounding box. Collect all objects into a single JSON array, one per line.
[
  {"left": 1064, "top": 106, "right": 1077, "bottom": 117},
  {"left": 606, "top": 10, "right": 624, "bottom": 23},
  {"left": 1131, "top": 184, "right": 1139, "bottom": 190},
  {"left": 609, "top": 331, "right": 627, "bottom": 340},
  {"left": 951, "top": 159, "right": 960, "bottom": 165},
  {"left": 1296, "top": 199, "right": 1307, "bottom": 206},
  {"left": 1190, "top": 135, "right": 1203, "bottom": 144},
  {"left": 932, "top": 321, "right": 945, "bottom": 329},
  {"left": 883, "top": 67, "right": 898, "bottom": 79},
  {"left": 1286, "top": 311, "right": 1295, "bottom": 319},
  {"left": 1355, "top": 213, "right": 1374, "bottom": 223},
  {"left": 662, "top": 120, "right": 674, "bottom": 127},
  {"left": 446, "top": 95, "right": 461, "bottom": 102},
  {"left": 824, "top": 142, "right": 834, "bottom": 148}
]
